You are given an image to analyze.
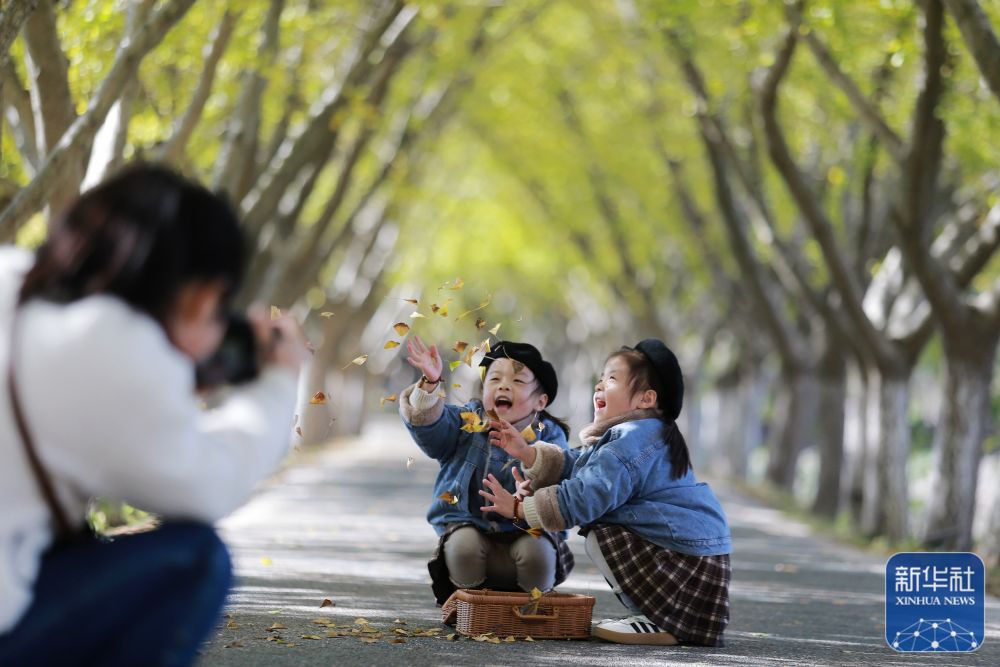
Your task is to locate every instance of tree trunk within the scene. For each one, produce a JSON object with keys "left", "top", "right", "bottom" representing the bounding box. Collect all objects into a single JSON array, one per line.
[
  {"left": 861, "top": 368, "right": 911, "bottom": 540},
  {"left": 923, "top": 338, "right": 998, "bottom": 549},
  {"left": 843, "top": 363, "right": 870, "bottom": 525},
  {"left": 766, "top": 366, "right": 817, "bottom": 489},
  {"left": 812, "top": 341, "right": 847, "bottom": 517}
]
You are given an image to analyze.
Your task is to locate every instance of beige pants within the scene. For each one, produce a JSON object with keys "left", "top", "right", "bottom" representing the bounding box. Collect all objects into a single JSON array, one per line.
[{"left": 444, "top": 526, "right": 557, "bottom": 592}]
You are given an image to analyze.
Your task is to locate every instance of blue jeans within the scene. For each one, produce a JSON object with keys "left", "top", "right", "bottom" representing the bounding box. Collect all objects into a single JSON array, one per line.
[{"left": 0, "top": 522, "right": 232, "bottom": 667}]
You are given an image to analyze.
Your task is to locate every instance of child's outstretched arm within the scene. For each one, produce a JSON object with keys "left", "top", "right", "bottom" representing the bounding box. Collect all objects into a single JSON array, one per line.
[
  {"left": 398, "top": 335, "right": 461, "bottom": 460},
  {"left": 489, "top": 419, "right": 571, "bottom": 489}
]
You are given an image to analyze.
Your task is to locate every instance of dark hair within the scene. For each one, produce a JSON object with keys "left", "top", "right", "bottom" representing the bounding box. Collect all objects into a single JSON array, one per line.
[
  {"left": 19, "top": 164, "right": 245, "bottom": 325},
  {"left": 537, "top": 408, "right": 571, "bottom": 440},
  {"left": 610, "top": 347, "right": 691, "bottom": 480}
]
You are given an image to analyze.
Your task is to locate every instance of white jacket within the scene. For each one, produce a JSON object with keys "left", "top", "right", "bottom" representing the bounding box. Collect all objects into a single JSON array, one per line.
[{"left": 0, "top": 247, "right": 299, "bottom": 633}]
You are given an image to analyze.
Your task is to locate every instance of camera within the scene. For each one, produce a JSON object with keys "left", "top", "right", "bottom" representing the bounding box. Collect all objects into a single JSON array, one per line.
[{"left": 195, "top": 314, "right": 260, "bottom": 389}]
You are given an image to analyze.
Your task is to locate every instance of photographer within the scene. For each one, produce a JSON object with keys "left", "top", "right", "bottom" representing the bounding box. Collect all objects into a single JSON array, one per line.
[{"left": 0, "top": 165, "right": 308, "bottom": 666}]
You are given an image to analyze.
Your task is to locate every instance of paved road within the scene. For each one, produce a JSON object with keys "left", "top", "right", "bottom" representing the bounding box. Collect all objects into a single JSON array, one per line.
[{"left": 197, "top": 417, "right": 1000, "bottom": 666}]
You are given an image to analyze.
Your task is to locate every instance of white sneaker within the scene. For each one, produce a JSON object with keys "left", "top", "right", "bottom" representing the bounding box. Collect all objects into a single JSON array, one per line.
[{"left": 593, "top": 615, "right": 678, "bottom": 645}]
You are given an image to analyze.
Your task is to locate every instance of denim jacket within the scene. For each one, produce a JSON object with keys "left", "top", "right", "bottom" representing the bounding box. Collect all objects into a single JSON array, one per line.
[
  {"left": 546, "top": 418, "right": 731, "bottom": 556},
  {"left": 400, "top": 386, "right": 569, "bottom": 536}
]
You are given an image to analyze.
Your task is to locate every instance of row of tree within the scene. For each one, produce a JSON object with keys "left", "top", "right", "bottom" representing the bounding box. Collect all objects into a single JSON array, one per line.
[{"left": 0, "top": 0, "right": 997, "bottom": 564}]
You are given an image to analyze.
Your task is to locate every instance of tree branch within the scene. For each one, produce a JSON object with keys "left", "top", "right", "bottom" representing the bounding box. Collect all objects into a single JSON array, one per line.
[
  {"left": 942, "top": 0, "right": 1000, "bottom": 103},
  {"left": 1, "top": 59, "right": 40, "bottom": 172}
]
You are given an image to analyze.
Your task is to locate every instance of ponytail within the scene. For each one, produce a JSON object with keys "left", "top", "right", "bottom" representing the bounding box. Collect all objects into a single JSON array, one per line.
[{"left": 662, "top": 419, "right": 691, "bottom": 480}]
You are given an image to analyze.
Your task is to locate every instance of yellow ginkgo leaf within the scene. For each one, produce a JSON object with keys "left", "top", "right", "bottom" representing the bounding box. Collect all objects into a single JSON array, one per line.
[
  {"left": 459, "top": 411, "right": 489, "bottom": 433},
  {"left": 439, "top": 491, "right": 460, "bottom": 505},
  {"left": 384, "top": 340, "right": 401, "bottom": 349},
  {"left": 449, "top": 360, "right": 463, "bottom": 371},
  {"left": 463, "top": 346, "right": 476, "bottom": 367},
  {"left": 453, "top": 341, "right": 468, "bottom": 353},
  {"left": 479, "top": 365, "right": 487, "bottom": 382},
  {"left": 310, "top": 391, "right": 327, "bottom": 404},
  {"left": 448, "top": 277, "right": 464, "bottom": 290},
  {"left": 342, "top": 354, "right": 369, "bottom": 369},
  {"left": 320, "top": 311, "right": 335, "bottom": 318},
  {"left": 271, "top": 306, "right": 283, "bottom": 320},
  {"left": 480, "top": 338, "right": 491, "bottom": 354},
  {"left": 380, "top": 394, "right": 397, "bottom": 407},
  {"left": 452, "top": 383, "right": 461, "bottom": 388},
  {"left": 489, "top": 323, "right": 501, "bottom": 335},
  {"left": 475, "top": 317, "right": 487, "bottom": 329},
  {"left": 402, "top": 298, "right": 418, "bottom": 305},
  {"left": 485, "top": 408, "right": 500, "bottom": 421},
  {"left": 521, "top": 424, "right": 537, "bottom": 443},
  {"left": 530, "top": 587, "right": 542, "bottom": 601},
  {"left": 438, "top": 303, "right": 449, "bottom": 317},
  {"left": 410, "top": 311, "right": 426, "bottom": 319},
  {"left": 393, "top": 322, "right": 410, "bottom": 336}
]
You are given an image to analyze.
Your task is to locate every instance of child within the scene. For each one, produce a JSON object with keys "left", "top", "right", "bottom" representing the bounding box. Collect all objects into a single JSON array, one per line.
[
  {"left": 481, "top": 339, "right": 731, "bottom": 646},
  {"left": 400, "top": 335, "right": 575, "bottom": 604}
]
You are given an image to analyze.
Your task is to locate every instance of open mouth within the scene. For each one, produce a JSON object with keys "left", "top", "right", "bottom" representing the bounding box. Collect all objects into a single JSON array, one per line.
[
  {"left": 594, "top": 398, "right": 607, "bottom": 410},
  {"left": 494, "top": 397, "right": 513, "bottom": 411}
]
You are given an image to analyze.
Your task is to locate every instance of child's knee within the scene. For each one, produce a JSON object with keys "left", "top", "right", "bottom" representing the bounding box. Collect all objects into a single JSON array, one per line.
[
  {"left": 444, "top": 527, "right": 489, "bottom": 588},
  {"left": 510, "top": 537, "right": 556, "bottom": 591}
]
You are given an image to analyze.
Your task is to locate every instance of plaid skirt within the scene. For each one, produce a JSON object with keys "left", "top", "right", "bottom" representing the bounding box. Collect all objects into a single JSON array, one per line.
[
  {"left": 588, "top": 523, "right": 730, "bottom": 647},
  {"left": 427, "top": 523, "right": 575, "bottom": 605}
]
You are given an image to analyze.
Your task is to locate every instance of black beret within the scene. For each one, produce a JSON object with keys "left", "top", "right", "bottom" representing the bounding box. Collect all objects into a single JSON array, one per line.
[
  {"left": 480, "top": 340, "right": 558, "bottom": 405},
  {"left": 634, "top": 338, "right": 683, "bottom": 421}
]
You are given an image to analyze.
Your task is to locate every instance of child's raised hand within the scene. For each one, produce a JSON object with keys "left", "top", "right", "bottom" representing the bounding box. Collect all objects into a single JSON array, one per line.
[
  {"left": 512, "top": 466, "right": 534, "bottom": 499},
  {"left": 488, "top": 418, "right": 531, "bottom": 461},
  {"left": 479, "top": 473, "right": 517, "bottom": 518},
  {"left": 405, "top": 335, "right": 442, "bottom": 382}
]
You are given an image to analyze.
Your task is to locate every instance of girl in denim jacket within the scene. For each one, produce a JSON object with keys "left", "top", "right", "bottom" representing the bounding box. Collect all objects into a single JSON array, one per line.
[
  {"left": 481, "top": 339, "right": 731, "bottom": 646},
  {"left": 399, "top": 336, "right": 574, "bottom": 605}
]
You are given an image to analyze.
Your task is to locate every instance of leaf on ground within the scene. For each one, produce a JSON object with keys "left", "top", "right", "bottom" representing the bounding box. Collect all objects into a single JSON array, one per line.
[
  {"left": 354, "top": 618, "right": 370, "bottom": 626},
  {"left": 265, "top": 635, "right": 281, "bottom": 642},
  {"left": 310, "top": 391, "right": 327, "bottom": 404},
  {"left": 390, "top": 638, "right": 406, "bottom": 644},
  {"left": 453, "top": 341, "right": 468, "bottom": 353},
  {"left": 438, "top": 491, "right": 460, "bottom": 505},
  {"left": 525, "top": 636, "right": 535, "bottom": 641},
  {"left": 505, "top": 635, "right": 516, "bottom": 642},
  {"left": 489, "top": 323, "right": 501, "bottom": 335},
  {"left": 410, "top": 311, "right": 426, "bottom": 319},
  {"left": 301, "top": 635, "right": 322, "bottom": 640},
  {"left": 267, "top": 622, "right": 286, "bottom": 631},
  {"left": 358, "top": 637, "right": 379, "bottom": 643},
  {"left": 520, "top": 424, "right": 537, "bottom": 443},
  {"left": 320, "top": 311, "right": 334, "bottom": 318},
  {"left": 384, "top": 340, "right": 401, "bottom": 350},
  {"left": 393, "top": 628, "right": 409, "bottom": 636},
  {"left": 394, "top": 619, "right": 407, "bottom": 625},
  {"left": 393, "top": 322, "right": 410, "bottom": 336},
  {"left": 380, "top": 394, "right": 398, "bottom": 407},
  {"left": 224, "top": 640, "right": 243, "bottom": 648},
  {"left": 445, "top": 633, "right": 458, "bottom": 641},
  {"left": 320, "top": 598, "right": 334, "bottom": 608},
  {"left": 226, "top": 619, "right": 239, "bottom": 629}
]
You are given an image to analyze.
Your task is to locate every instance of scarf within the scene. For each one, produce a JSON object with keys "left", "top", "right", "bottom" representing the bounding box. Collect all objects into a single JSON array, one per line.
[{"left": 578, "top": 408, "right": 663, "bottom": 447}]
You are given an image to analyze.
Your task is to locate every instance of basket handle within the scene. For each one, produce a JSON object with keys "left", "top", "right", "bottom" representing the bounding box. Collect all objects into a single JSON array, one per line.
[{"left": 512, "top": 606, "right": 560, "bottom": 621}]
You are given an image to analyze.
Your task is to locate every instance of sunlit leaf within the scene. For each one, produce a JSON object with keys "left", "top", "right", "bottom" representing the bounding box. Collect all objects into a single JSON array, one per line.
[
  {"left": 452, "top": 383, "right": 461, "bottom": 388},
  {"left": 438, "top": 303, "right": 449, "bottom": 317},
  {"left": 525, "top": 636, "right": 535, "bottom": 641},
  {"left": 301, "top": 635, "right": 322, "bottom": 640},
  {"left": 355, "top": 618, "right": 370, "bottom": 626},
  {"left": 453, "top": 341, "right": 468, "bottom": 353},
  {"left": 445, "top": 633, "right": 457, "bottom": 641},
  {"left": 489, "top": 323, "right": 501, "bottom": 335},
  {"left": 393, "top": 322, "right": 411, "bottom": 336},
  {"left": 380, "top": 394, "right": 398, "bottom": 407},
  {"left": 486, "top": 408, "right": 500, "bottom": 421},
  {"left": 505, "top": 635, "right": 516, "bottom": 642},
  {"left": 270, "top": 306, "right": 282, "bottom": 320},
  {"left": 479, "top": 366, "right": 487, "bottom": 382},
  {"left": 449, "top": 360, "right": 463, "bottom": 371},
  {"left": 320, "top": 312, "right": 335, "bottom": 318},
  {"left": 439, "top": 491, "right": 460, "bottom": 505},
  {"left": 521, "top": 424, "right": 537, "bottom": 443},
  {"left": 342, "top": 354, "right": 369, "bottom": 369},
  {"left": 475, "top": 317, "right": 486, "bottom": 329},
  {"left": 480, "top": 338, "right": 491, "bottom": 354},
  {"left": 460, "top": 410, "right": 489, "bottom": 432},
  {"left": 447, "top": 277, "right": 464, "bottom": 290},
  {"left": 310, "top": 391, "right": 327, "bottom": 404},
  {"left": 410, "top": 311, "right": 426, "bottom": 319},
  {"left": 384, "top": 340, "right": 401, "bottom": 349}
]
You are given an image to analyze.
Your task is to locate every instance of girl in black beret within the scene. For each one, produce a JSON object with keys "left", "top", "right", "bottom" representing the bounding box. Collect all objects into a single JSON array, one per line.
[
  {"left": 483, "top": 339, "right": 732, "bottom": 646},
  {"left": 399, "top": 335, "right": 575, "bottom": 605}
]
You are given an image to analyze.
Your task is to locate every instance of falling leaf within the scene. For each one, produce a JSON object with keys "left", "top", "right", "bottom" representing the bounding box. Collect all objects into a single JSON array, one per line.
[
  {"left": 456, "top": 295, "right": 492, "bottom": 321},
  {"left": 485, "top": 408, "right": 500, "bottom": 421},
  {"left": 402, "top": 298, "right": 418, "bottom": 305},
  {"left": 449, "top": 360, "right": 463, "bottom": 371},
  {"left": 453, "top": 341, "right": 468, "bottom": 353},
  {"left": 320, "top": 311, "right": 335, "bottom": 318},
  {"left": 410, "top": 311, "right": 426, "bottom": 319},
  {"left": 342, "top": 354, "right": 369, "bottom": 369},
  {"left": 447, "top": 277, "right": 465, "bottom": 290},
  {"left": 393, "top": 322, "right": 411, "bottom": 336},
  {"left": 301, "top": 635, "right": 322, "bottom": 640},
  {"left": 489, "top": 323, "right": 501, "bottom": 336},
  {"left": 261, "top": 557, "right": 273, "bottom": 566},
  {"left": 320, "top": 598, "right": 334, "bottom": 608},
  {"left": 270, "top": 306, "right": 282, "bottom": 320},
  {"left": 438, "top": 303, "right": 449, "bottom": 317},
  {"left": 267, "top": 622, "right": 286, "bottom": 632},
  {"left": 479, "top": 366, "right": 487, "bottom": 382},
  {"left": 380, "top": 394, "right": 398, "bottom": 407},
  {"left": 480, "top": 338, "right": 491, "bottom": 354},
  {"left": 439, "top": 491, "right": 460, "bottom": 505},
  {"left": 310, "top": 391, "right": 327, "bottom": 404},
  {"left": 430, "top": 303, "right": 441, "bottom": 313},
  {"left": 522, "top": 527, "right": 544, "bottom": 538},
  {"left": 459, "top": 411, "right": 489, "bottom": 433},
  {"left": 295, "top": 427, "right": 303, "bottom": 437},
  {"left": 384, "top": 340, "right": 401, "bottom": 349},
  {"left": 475, "top": 317, "right": 486, "bottom": 329},
  {"left": 452, "top": 383, "right": 461, "bottom": 389},
  {"left": 462, "top": 346, "right": 476, "bottom": 367},
  {"left": 406, "top": 457, "right": 415, "bottom": 469},
  {"left": 521, "top": 424, "right": 537, "bottom": 443}
]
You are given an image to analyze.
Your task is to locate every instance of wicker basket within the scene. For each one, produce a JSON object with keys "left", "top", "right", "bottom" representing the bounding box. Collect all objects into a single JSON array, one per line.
[{"left": 442, "top": 589, "right": 595, "bottom": 639}]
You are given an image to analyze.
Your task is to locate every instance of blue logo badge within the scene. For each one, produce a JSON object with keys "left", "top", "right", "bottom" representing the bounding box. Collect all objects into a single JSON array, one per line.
[{"left": 885, "top": 552, "right": 984, "bottom": 652}]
